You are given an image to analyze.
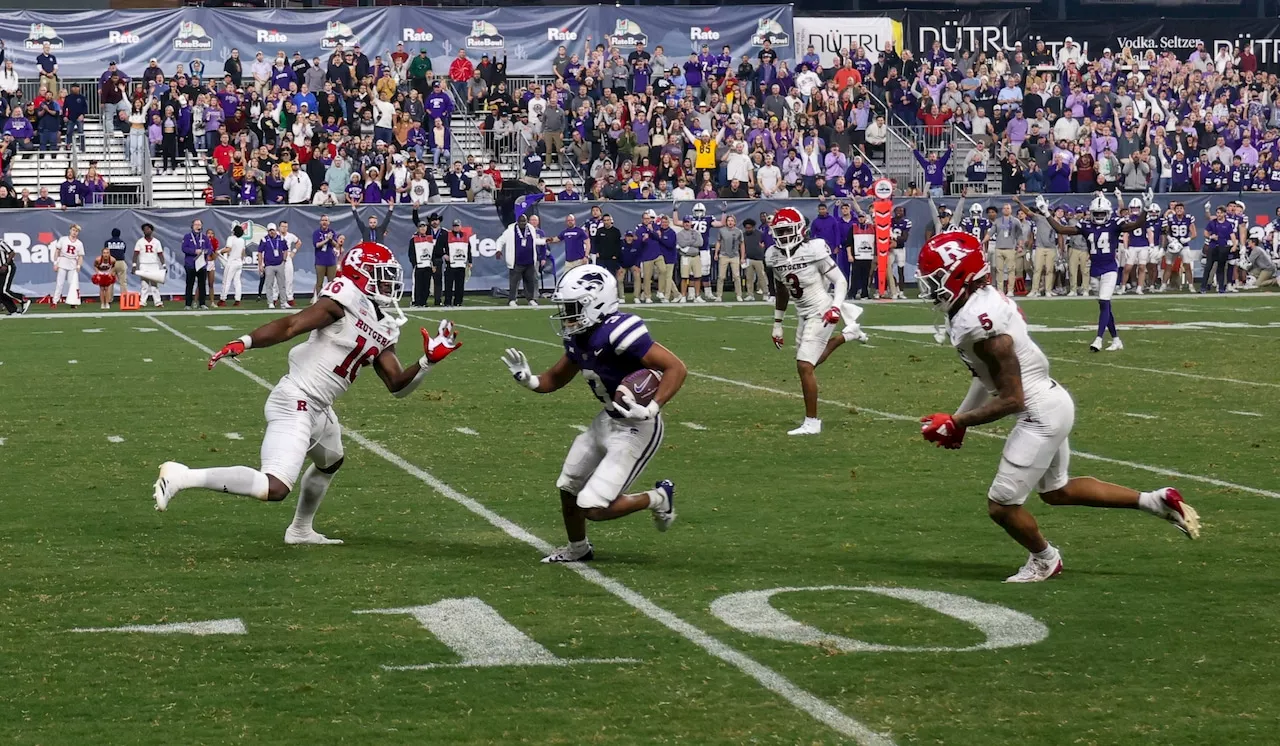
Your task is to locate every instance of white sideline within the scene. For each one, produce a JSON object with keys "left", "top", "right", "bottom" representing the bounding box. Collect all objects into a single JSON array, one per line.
[
  {"left": 147, "top": 314, "right": 894, "bottom": 746},
  {"left": 429, "top": 316, "right": 1280, "bottom": 501}
]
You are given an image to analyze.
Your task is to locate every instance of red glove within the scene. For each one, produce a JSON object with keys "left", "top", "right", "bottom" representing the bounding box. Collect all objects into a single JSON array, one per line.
[
  {"left": 422, "top": 319, "right": 462, "bottom": 364},
  {"left": 823, "top": 306, "right": 841, "bottom": 325},
  {"left": 920, "top": 413, "right": 966, "bottom": 449},
  {"left": 208, "top": 339, "right": 246, "bottom": 370}
]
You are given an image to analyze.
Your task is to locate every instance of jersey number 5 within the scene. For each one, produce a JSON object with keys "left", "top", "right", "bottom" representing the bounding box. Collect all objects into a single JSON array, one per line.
[
  {"left": 785, "top": 272, "right": 803, "bottom": 298},
  {"left": 333, "top": 334, "right": 380, "bottom": 383}
]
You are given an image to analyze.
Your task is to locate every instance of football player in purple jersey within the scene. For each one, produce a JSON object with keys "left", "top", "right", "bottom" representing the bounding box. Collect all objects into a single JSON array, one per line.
[{"left": 501, "top": 264, "right": 687, "bottom": 563}]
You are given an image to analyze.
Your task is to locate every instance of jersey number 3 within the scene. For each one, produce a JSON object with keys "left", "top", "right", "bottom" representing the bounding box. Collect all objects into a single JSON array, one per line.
[
  {"left": 785, "top": 272, "right": 803, "bottom": 298},
  {"left": 333, "top": 334, "right": 380, "bottom": 383}
]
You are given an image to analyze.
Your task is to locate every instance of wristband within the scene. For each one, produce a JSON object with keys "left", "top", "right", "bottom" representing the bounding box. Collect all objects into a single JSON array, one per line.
[
  {"left": 418, "top": 354, "right": 430, "bottom": 370},
  {"left": 773, "top": 309, "right": 785, "bottom": 323},
  {"left": 239, "top": 334, "right": 253, "bottom": 350},
  {"left": 524, "top": 374, "right": 541, "bottom": 391}
]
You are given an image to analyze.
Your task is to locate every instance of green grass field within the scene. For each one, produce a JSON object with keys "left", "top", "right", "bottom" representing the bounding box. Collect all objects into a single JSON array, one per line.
[{"left": 2, "top": 294, "right": 1278, "bottom": 746}]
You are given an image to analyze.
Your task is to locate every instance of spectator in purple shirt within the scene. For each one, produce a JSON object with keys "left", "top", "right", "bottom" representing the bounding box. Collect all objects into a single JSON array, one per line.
[
  {"left": 180, "top": 219, "right": 209, "bottom": 309},
  {"left": 59, "top": 168, "right": 86, "bottom": 209}
]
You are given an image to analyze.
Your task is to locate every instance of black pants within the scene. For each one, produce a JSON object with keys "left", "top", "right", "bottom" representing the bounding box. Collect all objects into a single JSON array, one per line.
[
  {"left": 509, "top": 264, "right": 537, "bottom": 302},
  {"left": 412, "top": 265, "right": 433, "bottom": 306},
  {"left": 1201, "top": 245, "right": 1230, "bottom": 292},
  {"left": 431, "top": 262, "right": 446, "bottom": 305},
  {"left": 445, "top": 266, "right": 466, "bottom": 306},
  {"left": 162, "top": 131, "right": 178, "bottom": 171},
  {"left": 185, "top": 266, "right": 207, "bottom": 307},
  {"left": 852, "top": 259, "right": 874, "bottom": 299},
  {"left": 0, "top": 265, "right": 25, "bottom": 313}
]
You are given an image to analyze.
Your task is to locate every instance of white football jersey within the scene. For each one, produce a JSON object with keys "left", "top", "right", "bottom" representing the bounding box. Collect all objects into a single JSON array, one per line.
[
  {"left": 54, "top": 237, "right": 85, "bottom": 270},
  {"left": 134, "top": 237, "right": 164, "bottom": 265},
  {"left": 765, "top": 239, "right": 837, "bottom": 319},
  {"left": 284, "top": 278, "right": 401, "bottom": 408},
  {"left": 948, "top": 286, "right": 1054, "bottom": 409}
]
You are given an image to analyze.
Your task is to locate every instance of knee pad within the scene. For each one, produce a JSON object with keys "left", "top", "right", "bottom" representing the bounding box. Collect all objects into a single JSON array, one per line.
[
  {"left": 555, "top": 473, "right": 584, "bottom": 496},
  {"left": 317, "top": 456, "right": 344, "bottom": 475},
  {"left": 988, "top": 473, "right": 1029, "bottom": 506},
  {"left": 574, "top": 485, "right": 612, "bottom": 511}
]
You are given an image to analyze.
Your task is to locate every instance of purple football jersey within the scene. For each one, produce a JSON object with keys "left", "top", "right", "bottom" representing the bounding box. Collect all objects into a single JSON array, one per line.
[{"left": 564, "top": 312, "right": 655, "bottom": 406}]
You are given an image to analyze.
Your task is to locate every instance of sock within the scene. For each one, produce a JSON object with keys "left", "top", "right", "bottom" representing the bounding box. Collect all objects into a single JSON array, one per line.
[
  {"left": 1033, "top": 545, "right": 1057, "bottom": 561},
  {"left": 1105, "top": 303, "right": 1118, "bottom": 337},
  {"left": 1137, "top": 490, "right": 1162, "bottom": 515},
  {"left": 290, "top": 465, "right": 334, "bottom": 533},
  {"left": 185, "top": 466, "right": 269, "bottom": 499},
  {"left": 1096, "top": 300, "right": 1111, "bottom": 338},
  {"left": 569, "top": 538, "right": 590, "bottom": 552},
  {"left": 644, "top": 488, "right": 667, "bottom": 512}
]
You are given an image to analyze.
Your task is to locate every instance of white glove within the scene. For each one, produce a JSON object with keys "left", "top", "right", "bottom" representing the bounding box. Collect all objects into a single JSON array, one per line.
[
  {"left": 1142, "top": 188, "right": 1155, "bottom": 211},
  {"left": 501, "top": 348, "right": 538, "bottom": 390},
  {"left": 772, "top": 322, "right": 785, "bottom": 349},
  {"left": 613, "top": 388, "right": 660, "bottom": 421},
  {"left": 1034, "top": 195, "right": 1050, "bottom": 216}
]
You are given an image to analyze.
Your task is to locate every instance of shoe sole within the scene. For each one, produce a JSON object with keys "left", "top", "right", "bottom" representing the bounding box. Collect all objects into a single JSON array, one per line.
[
  {"left": 541, "top": 549, "right": 595, "bottom": 563},
  {"left": 153, "top": 461, "right": 180, "bottom": 511},
  {"left": 284, "top": 532, "right": 345, "bottom": 546}
]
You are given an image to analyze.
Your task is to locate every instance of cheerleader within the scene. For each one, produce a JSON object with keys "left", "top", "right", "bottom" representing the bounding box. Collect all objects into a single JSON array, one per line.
[{"left": 92, "top": 248, "right": 116, "bottom": 309}]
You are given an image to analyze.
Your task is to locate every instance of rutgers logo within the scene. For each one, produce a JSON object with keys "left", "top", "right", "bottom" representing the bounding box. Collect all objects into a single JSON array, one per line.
[
  {"left": 932, "top": 240, "right": 970, "bottom": 267},
  {"left": 296, "top": 400, "right": 308, "bottom": 411}
]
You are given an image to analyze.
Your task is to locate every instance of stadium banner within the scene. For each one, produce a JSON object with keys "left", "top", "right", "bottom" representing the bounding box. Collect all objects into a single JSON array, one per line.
[
  {"left": 903, "top": 10, "right": 1031, "bottom": 58},
  {"left": 0, "top": 6, "right": 791, "bottom": 80},
  {"left": 792, "top": 16, "right": 902, "bottom": 68},
  {"left": 1028, "top": 19, "right": 1280, "bottom": 71},
  {"left": 595, "top": 5, "right": 792, "bottom": 61},
  {"left": 396, "top": 6, "right": 594, "bottom": 78},
  {"left": 4, "top": 193, "right": 1232, "bottom": 298}
]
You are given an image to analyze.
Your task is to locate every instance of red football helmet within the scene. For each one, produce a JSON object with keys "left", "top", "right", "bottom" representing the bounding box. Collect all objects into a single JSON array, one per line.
[
  {"left": 339, "top": 241, "right": 404, "bottom": 309},
  {"left": 770, "top": 207, "right": 807, "bottom": 252},
  {"left": 916, "top": 231, "right": 990, "bottom": 313}
]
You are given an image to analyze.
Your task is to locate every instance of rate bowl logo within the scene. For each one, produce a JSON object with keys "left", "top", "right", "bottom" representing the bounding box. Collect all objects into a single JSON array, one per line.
[
  {"left": 322, "top": 21, "right": 358, "bottom": 50},
  {"left": 608, "top": 19, "right": 648, "bottom": 48},
  {"left": 256, "top": 29, "right": 288, "bottom": 44},
  {"left": 108, "top": 30, "right": 142, "bottom": 45},
  {"left": 750, "top": 18, "right": 790, "bottom": 47},
  {"left": 690, "top": 26, "right": 721, "bottom": 42},
  {"left": 235, "top": 220, "right": 273, "bottom": 248},
  {"left": 173, "top": 21, "right": 213, "bottom": 52},
  {"left": 403, "top": 27, "right": 434, "bottom": 43},
  {"left": 466, "top": 20, "right": 504, "bottom": 51},
  {"left": 24, "top": 23, "right": 65, "bottom": 51},
  {"left": 1, "top": 231, "right": 57, "bottom": 263}
]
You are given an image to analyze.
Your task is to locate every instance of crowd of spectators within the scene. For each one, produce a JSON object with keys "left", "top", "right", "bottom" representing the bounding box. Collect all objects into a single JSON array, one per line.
[
  {"left": 881, "top": 36, "right": 1280, "bottom": 197},
  {"left": 7, "top": 23, "right": 1280, "bottom": 209}
]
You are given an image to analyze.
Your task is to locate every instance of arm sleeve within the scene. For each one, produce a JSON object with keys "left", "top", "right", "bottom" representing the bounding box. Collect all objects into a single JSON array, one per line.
[
  {"left": 955, "top": 377, "right": 992, "bottom": 415},
  {"left": 821, "top": 260, "right": 848, "bottom": 307}
]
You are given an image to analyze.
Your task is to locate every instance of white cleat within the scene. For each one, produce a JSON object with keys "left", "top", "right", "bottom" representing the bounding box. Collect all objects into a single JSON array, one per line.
[
  {"left": 529, "top": 300, "right": 539, "bottom": 307},
  {"left": 652, "top": 480, "right": 676, "bottom": 532},
  {"left": 1106, "top": 338, "right": 1124, "bottom": 352},
  {"left": 541, "top": 542, "right": 594, "bottom": 563},
  {"left": 844, "top": 325, "right": 870, "bottom": 343},
  {"left": 787, "top": 418, "right": 822, "bottom": 436},
  {"left": 153, "top": 461, "right": 188, "bottom": 511},
  {"left": 284, "top": 528, "right": 345, "bottom": 545},
  {"left": 1004, "top": 550, "right": 1063, "bottom": 583},
  {"left": 1089, "top": 336, "right": 1103, "bottom": 352},
  {"left": 1149, "top": 487, "right": 1201, "bottom": 539},
  {"left": 508, "top": 300, "right": 517, "bottom": 307}
]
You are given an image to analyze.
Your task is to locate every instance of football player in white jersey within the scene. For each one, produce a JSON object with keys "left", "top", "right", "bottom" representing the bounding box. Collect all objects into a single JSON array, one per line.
[
  {"left": 131, "top": 223, "right": 166, "bottom": 308},
  {"left": 915, "top": 232, "right": 1200, "bottom": 583},
  {"left": 152, "top": 242, "right": 462, "bottom": 545},
  {"left": 767, "top": 207, "right": 869, "bottom": 436}
]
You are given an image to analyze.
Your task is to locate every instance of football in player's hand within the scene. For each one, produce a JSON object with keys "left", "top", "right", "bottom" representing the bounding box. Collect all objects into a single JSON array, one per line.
[{"left": 616, "top": 369, "right": 663, "bottom": 408}]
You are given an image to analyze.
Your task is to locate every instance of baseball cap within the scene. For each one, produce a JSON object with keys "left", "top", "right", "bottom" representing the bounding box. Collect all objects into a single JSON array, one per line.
[
  {"left": 625, "top": 231, "right": 636, "bottom": 237},
  {"left": 452, "top": 219, "right": 462, "bottom": 226},
  {"left": 267, "top": 222, "right": 277, "bottom": 230}
]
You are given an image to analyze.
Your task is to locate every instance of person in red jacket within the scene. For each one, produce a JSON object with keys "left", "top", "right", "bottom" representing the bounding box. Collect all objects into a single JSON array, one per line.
[{"left": 448, "top": 50, "right": 474, "bottom": 105}]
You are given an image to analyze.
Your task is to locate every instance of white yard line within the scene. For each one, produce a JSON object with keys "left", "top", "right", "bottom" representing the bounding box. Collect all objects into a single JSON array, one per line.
[
  {"left": 454, "top": 427, "right": 479, "bottom": 436},
  {"left": 148, "top": 315, "right": 893, "bottom": 746},
  {"left": 681, "top": 422, "right": 708, "bottom": 431},
  {"left": 440, "top": 318, "right": 1280, "bottom": 501},
  {"left": 107, "top": 435, "right": 125, "bottom": 443},
  {"left": 570, "top": 424, "right": 588, "bottom": 433},
  {"left": 224, "top": 432, "right": 244, "bottom": 440},
  {"left": 1045, "top": 356, "right": 1280, "bottom": 389},
  {"left": 1123, "top": 413, "right": 1161, "bottom": 420},
  {"left": 1229, "top": 411, "right": 1264, "bottom": 418}
]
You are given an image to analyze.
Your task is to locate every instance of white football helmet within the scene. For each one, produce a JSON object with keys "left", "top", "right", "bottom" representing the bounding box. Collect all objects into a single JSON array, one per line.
[
  {"left": 770, "top": 207, "right": 807, "bottom": 253},
  {"left": 550, "top": 264, "right": 619, "bottom": 338},
  {"left": 1128, "top": 197, "right": 1143, "bottom": 215},
  {"left": 1089, "top": 195, "right": 1113, "bottom": 224},
  {"left": 969, "top": 203, "right": 983, "bottom": 217},
  {"left": 693, "top": 202, "right": 707, "bottom": 218},
  {"left": 1166, "top": 237, "right": 1183, "bottom": 256},
  {"left": 1147, "top": 202, "right": 1162, "bottom": 217}
]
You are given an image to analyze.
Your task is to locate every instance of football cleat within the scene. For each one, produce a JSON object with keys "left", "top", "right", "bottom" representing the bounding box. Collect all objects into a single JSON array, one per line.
[
  {"left": 652, "top": 480, "right": 676, "bottom": 532},
  {"left": 1004, "top": 550, "right": 1063, "bottom": 583},
  {"left": 541, "top": 542, "right": 594, "bottom": 563},
  {"left": 153, "top": 461, "right": 188, "bottom": 511},
  {"left": 1089, "top": 337, "right": 1103, "bottom": 352},
  {"left": 284, "top": 528, "right": 345, "bottom": 546},
  {"left": 1106, "top": 338, "right": 1124, "bottom": 352},
  {"left": 788, "top": 418, "right": 822, "bottom": 436},
  {"left": 1150, "top": 487, "right": 1201, "bottom": 539}
]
